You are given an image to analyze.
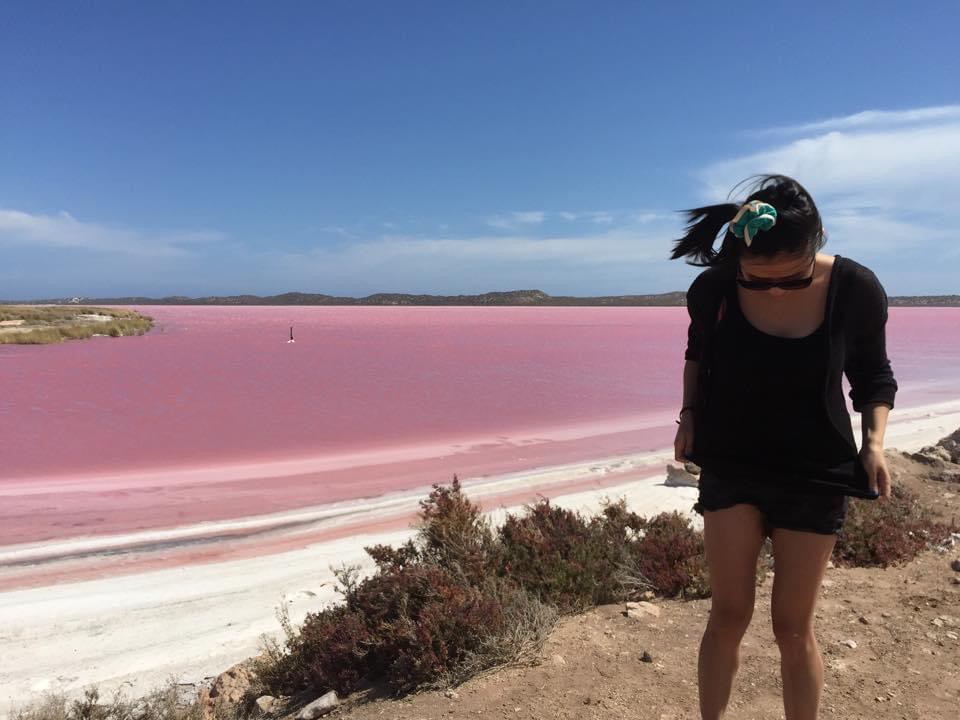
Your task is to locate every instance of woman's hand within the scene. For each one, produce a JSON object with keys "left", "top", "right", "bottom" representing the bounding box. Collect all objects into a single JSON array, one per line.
[
  {"left": 859, "top": 444, "right": 892, "bottom": 499},
  {"left": 674, "top": 412, "right": 695, "bottom": 462}
]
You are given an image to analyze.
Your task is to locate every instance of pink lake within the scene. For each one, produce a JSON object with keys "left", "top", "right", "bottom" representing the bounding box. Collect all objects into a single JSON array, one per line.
[{"left": 1, "top": 306, "right": 959, "bottom": 561}]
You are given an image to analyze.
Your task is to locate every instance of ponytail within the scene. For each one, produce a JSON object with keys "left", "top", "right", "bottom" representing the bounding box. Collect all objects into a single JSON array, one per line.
[
  {"left": 670, "top": 175, "right": 826, "bottom": 266},
  {"left": 669, "top": 203, "right": 739, "bottom": 267}
]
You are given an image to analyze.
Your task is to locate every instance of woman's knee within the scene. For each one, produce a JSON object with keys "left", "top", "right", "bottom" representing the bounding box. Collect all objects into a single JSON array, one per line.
[
  {"left": 707, "top": 600, "right": 754, "bottom": 637},
  {"left": 771, "top": 616, "right": 816, "bottom": 650}
]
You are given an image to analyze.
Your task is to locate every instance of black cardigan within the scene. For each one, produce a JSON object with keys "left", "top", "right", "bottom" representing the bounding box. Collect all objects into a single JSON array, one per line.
[{"left": 683, "top": 254, "right": 898, "bottom": 498}]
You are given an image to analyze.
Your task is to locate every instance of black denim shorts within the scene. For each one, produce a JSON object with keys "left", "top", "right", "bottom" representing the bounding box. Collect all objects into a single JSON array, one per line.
[{"left": 692, "top": 470, "right": 849, "bottom": 537}]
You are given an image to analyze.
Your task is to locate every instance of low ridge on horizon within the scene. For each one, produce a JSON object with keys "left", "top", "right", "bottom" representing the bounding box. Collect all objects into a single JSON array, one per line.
[{"left": 3, "top": 289, "right": 959, "bottom": 307}]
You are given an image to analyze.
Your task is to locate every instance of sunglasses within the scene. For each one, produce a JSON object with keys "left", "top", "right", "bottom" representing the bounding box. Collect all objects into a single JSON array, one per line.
[{"left": 736, "top": 256, "right": 816, "bottom": 291}]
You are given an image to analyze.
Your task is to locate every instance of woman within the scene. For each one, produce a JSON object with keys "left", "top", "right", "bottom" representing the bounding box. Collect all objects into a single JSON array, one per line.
[{"left": 670, "top": 174, "right": 897, "bottom": 720}]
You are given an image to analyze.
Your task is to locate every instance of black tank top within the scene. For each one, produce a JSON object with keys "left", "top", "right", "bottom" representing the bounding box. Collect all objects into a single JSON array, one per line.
[{"left": 696, "top": 284, "right": 854, "bottom": 492}]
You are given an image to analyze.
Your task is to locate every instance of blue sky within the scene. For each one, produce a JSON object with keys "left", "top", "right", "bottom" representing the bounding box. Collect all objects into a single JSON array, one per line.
[{"left": 2, "top": 1, "right": 958, "bottom": 300}]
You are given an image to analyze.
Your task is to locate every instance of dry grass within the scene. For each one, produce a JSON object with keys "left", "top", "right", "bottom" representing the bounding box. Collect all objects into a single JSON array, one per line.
[
  {"left": 7, "top": 677, "right": 239, "bottom": 720},
  {"left": 0, "top": 305, "right": 154, "bottom": 344}
]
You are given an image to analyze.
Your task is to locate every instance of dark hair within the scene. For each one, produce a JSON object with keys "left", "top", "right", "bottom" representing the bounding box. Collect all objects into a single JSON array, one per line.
[{"left": 669, "top": 174, "right": 825, "bottom": 267}]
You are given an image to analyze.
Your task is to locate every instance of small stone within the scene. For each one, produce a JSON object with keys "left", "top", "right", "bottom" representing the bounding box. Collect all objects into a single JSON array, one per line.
[
  {"left": 881, "top": 612, "right": 891, "bottom": 618},
  {"left": 550, "top": 654, "right": 566, "bottom": 666},
  {"left": 296, "top": 690, "right": 339, "bottom": 719},
  {"left": 821, "top": 579, "right": 835, "bottom": 588},
  {"left": 640, "top": 651, "right": 653, "bottom": 663},
  {"left": 444, "top": 689, "right": 459, "bottom": 699},
  {"left": 945, "top": 632, "right": 958, "bottom": 640},
  {"left": 932, "top": 618, "right": 944, "bottom": 627},
  {"left": 826, "top": 560, "right": 835, "bottom": 569},
  {"left": 625, "top": 600, "right": 661, "bottom": 619},
  {"left": 858, "top": 616, "right": 870, "bottom": 625},
  {"left": 842, "top": 639, "right": 858, "bottom": 649},
  {"left": 255, "top": 696, "right": 278, "bottom": 714},
  {"left": 665, "top": 464, "right": 698, "bottom": 487},
  {"left": 951, "top": 559, "right": 960, "bottom": 572}
]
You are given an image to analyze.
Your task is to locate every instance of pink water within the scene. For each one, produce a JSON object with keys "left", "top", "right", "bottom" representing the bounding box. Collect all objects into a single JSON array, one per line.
[
  {"left": 1, "top": 306, "right": 958, "bottom": 584},
  {"left": 1, "top": 305, "right": 688, "bottom": 479}
]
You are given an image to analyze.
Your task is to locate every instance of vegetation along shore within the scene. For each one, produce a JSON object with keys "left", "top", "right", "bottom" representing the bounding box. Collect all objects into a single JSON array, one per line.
[
  {"left": 8, "top": 427, "right": 960, "bottom": 720},
  {"left": 0, "top": 305, "right": 154, "bottom": 345}
]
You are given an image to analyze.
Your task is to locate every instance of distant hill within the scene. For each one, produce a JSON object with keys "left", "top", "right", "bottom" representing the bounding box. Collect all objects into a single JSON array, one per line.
[
  {"left": 1, "top": 289, "right": 689, "bottom": 306},
  {"left": 888, "top": 295, "right": 960, "bottom": 307},
  {"left": 2, "top": 290, "right": 958, "bottom": 307}
]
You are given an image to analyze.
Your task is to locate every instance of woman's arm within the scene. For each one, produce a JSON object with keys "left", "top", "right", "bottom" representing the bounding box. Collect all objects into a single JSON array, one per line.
[
  {"left": 675, "top": 359, "right": 699, "bottom": 461},
  {"left": 682, "top": 359, "right": 699, "bottom": 409},
  {"left": 845, "top": 270, "right": 897, "bottom": 412},
  {"left": 859, "top": 402, "right": 893, "bottom": 499},
  {"left": 861, "top": 402, "right": 890, "bottom": 451},
  {"left": 844, "top": 270, "right": 896, "bottom": 499}
]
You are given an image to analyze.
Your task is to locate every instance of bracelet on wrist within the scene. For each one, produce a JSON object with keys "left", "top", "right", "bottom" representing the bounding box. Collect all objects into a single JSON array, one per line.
[{"left": 675, "top": 405, "right": 695, "bottom": 424}]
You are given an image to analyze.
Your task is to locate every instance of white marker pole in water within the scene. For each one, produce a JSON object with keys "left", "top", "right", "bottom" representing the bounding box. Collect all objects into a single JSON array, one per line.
[{"left": 288, "top": 325, "right": 295, "bottom": 343}]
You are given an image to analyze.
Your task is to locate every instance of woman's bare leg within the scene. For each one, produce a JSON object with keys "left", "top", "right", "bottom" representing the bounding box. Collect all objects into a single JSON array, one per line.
[
  {"left": 769, "top": 527, "right": 837, "bottom": 720},
  {"left": 698, "top": 503, "right": 766, "bottom": 720}
]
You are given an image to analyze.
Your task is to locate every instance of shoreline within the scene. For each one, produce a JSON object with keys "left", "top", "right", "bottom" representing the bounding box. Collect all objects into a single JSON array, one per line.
[
  {"left": 4, "top": 397, "right": 959, "bottom": 589},
  {"left": 2, "top": 398, "right": 960, "bottom": 715}
]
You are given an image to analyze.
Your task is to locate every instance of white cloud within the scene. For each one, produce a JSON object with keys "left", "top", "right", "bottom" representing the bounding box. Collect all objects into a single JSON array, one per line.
[
  {"left": 555, "top": 210, "right": 653, "bottom": 225},
  {"left": 629, "top": 212, "right": 667, "bottom": 224},
  {"left": 1, "top": 202, "right": 691, "bottom": 299},
  {"left": 486, "top": 211, "right": 546, "bottom": 229},
  {"left": 700, "top": 107, "right": 960, "bottom": 259},
  {"left": 588, "top": 212, "right": 614, "bottom": 225},
  {"left": 294, "top": 225, "right": 669, "bottom": 267},
  {"left": 227, "top": 218, "right": 682, "bottom": 296},
  {"left": 755, "top": 104, "right": 960, "bottom": 135},
  {"left": 820, "top": 208, "right": 953, "bottom": 254},
  {"left": 0, "top": 208, "right": 217, "bottom": 259}
]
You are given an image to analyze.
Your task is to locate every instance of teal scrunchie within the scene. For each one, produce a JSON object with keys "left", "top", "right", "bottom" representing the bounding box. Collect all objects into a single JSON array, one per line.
[{"left": 728, "top": 200, "right": 777, "bottom": 247}]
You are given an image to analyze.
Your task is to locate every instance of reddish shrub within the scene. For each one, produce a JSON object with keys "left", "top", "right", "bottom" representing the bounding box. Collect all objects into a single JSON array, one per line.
[
  {"left": 256, "top": 603, "right": 371, "bottom": 697},
  {"left": 278, "top": 563, "right": 507, "bottom": 697},
  {"left": 256, "top": 482, "right": 711, "bottom": 702},
  {"left": 411, "top": 475, "right": 501, "bottom": 585},
  {"left": 497, "top": 497, "right": 635, "bottom": 612},
  {"left": 627, "top": 511, "right": 710, "bottom": 599},
  {"left": 834, "top": 484, "right": 956, "bottom": 568},
  {"left": 357, "top": 563, "right": 505, "bottom": 694},
  {"left": 301, "top": 606, "right": 372, "bottom": 695}
]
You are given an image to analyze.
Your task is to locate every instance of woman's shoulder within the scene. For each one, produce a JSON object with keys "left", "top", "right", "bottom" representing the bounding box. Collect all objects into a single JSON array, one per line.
[
  {"left": 835, "top": 255, "right": 888, "bottom": 298},
  {"left": 687, "top": 260, "right": 736, "bottom": 296},
  {"left": 834, "top": 255, "right": 890, "bottom": 325}
]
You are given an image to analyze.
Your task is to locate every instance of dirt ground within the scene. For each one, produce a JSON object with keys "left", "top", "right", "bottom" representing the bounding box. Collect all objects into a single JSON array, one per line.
[{"left": 272, "top": 449, "right": 959, "bottom": 720}]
